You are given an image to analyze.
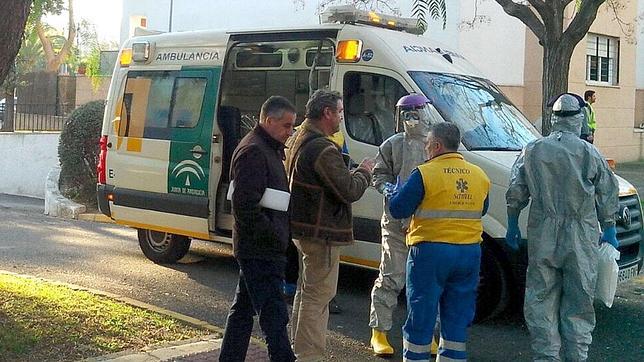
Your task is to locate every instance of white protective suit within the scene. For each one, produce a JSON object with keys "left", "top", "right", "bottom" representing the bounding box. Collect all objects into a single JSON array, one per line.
[
  {"left": 506, "top": 94, "right": 619, "bottom": 361},
  {"left": 369, "top": 107, "right": 432, "bottom": 331}
]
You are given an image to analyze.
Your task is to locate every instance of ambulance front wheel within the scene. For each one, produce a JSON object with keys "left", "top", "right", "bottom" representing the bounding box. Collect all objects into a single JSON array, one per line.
[
  {"left": 475, "top": 245, "right": 511, "bottom": 321},
  {"left": 137, "top": 229, "right": 191, "bottom": 264}
]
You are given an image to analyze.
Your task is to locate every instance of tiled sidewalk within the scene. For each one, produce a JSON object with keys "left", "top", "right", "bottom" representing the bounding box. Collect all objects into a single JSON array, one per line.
[{"left": 173, "top": 340, "right": 269, "bottom": 361}]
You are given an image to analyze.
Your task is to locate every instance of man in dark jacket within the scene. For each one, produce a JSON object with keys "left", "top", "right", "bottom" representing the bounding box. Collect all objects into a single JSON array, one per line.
[
  {"left": 219, "top": 96, "right": 297, "bottom": 362},
  {"left": 285, "top": 89, "right": 374, "bottom": 361}
]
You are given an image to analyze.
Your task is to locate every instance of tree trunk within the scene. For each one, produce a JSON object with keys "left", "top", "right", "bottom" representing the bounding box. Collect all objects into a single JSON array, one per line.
[
  {"left": 0, "top": 0, "right": 33, "bottom": 86},
  {"left": 37, "top": 0, "right": 76, "bottom": 73},
  {"left": 540, "top": 44, "right": 573, "bottom": 136},
  {"left": 1, "top": 89, "right": 15, "bottom": 132}
]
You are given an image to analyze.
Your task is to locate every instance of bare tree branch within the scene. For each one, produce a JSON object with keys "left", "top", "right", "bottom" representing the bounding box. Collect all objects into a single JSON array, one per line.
[
  {"left": 563, "top": 0, "right": 605, "bottom": 46},
  {"left": 36, "top": 0, "right": 76, "bottom": 72},
  {"left": 35, "top": 21, "right": 55, "bottom": 63},
  {"left": 459, "top": 0, "right": 491, "bottom": 30},
  {"left": 526, "top": 0, "right": 552, "bottom": 20},
  {"left": 494, "top": 0, "right": 546, "bottom": 41},
  {"left": 57, "top": 0, "right": 76, "bottom": 65},
  {"left": 604, "top": 0, "right": 636, "bottom": 42}
]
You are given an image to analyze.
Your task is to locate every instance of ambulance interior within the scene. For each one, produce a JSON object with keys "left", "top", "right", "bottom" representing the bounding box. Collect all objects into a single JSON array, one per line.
[
  {"left": 214, "top": 39, "right": 335, "bottom": 231},
  {"left": 213, "top": 38, "right": 407, "bottom": 232}
]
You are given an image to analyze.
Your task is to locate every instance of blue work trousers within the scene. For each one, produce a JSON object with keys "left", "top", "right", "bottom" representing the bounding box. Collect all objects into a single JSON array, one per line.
[
  {"left": 219, "top": 258, "right": 295, "bottom": 362},
  {"left": 403, "top": 242, "right": 481, "bottom": 362}
]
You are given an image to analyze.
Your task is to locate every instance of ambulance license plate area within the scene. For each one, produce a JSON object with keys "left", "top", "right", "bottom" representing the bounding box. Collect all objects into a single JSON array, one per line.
[{"left": 617, "top": 264, "right": 639, "bottom": 284}]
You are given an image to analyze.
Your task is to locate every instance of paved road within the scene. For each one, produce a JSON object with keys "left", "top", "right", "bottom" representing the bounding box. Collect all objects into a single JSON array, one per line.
[{"left": 0, "top": 193, "right": 642, "bottom": 361}]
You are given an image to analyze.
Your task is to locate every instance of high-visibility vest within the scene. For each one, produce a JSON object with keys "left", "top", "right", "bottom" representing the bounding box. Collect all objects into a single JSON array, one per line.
[
  {"left": 584, "top": 104, "right": 596, "bottom": 131},
  {"left": 328, "top": 131, "right": 348, "bottom": 153},
  {"left": 407, "top": 153, "right": 490, "bottom": 245}
]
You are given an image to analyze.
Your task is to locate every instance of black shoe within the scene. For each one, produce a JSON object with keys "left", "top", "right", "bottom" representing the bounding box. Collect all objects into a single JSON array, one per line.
[{"left": 329, "top": 297, "right": 342, "bottom": 314}]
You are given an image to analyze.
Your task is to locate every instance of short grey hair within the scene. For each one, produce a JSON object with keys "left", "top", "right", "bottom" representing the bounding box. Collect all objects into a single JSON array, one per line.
[
  {"left": 305, "top": 89, "right": 342, "bottom": 121},
  {"left": 260, "top": 96, "right": 296, "bottom": 122},
  {"left": 429, "top": 122, "right": 460, "bottom": 151}
]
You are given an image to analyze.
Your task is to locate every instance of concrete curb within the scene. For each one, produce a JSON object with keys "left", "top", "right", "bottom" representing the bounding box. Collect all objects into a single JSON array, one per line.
[
  {"left": 44, "top": 165, "right": 86, "bottom": 219},
  {"left": 78, "top": 212, "right": 115, "bottom": 223},
  {"left": 0, "top": 270, "right": 226, "bottom": 361},
  {"left": 81, "top": 335, "right": 223, "bottom": 362}
]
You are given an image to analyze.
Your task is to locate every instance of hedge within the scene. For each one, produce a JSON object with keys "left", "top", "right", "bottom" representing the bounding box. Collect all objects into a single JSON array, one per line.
[{"left": 58, "top": 100, "right": 105, "bottom": 206}]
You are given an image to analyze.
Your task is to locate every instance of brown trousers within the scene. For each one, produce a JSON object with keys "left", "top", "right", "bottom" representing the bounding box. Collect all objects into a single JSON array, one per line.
[{"left": 291, "top": 238, "right": 341, "bottom": 361}]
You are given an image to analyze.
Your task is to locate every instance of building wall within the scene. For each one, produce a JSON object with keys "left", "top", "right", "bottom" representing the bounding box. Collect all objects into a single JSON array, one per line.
[
  {"left": 522, "top": 30, "right": 544, "bottom": 122},
  {"left": 636, "top": 0, "right": 644, "bottom": 136},
  {"left": 75, "top": 76, "right": 110, "bottom": 107},
  {"left": 0, "top": 133, "right": 60, "bottom": 198},
  {"left": 636, "top": 89, "right": 644, "bottom": 129},
  {"left": 637, "top": 0, "right": 644, "bottom": 90},
  {"left": 566, "top": 1, "right": 642, "bottom": 161}
]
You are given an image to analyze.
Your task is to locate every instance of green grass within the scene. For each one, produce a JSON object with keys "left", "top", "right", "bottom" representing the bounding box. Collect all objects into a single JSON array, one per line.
[{"left": 0, "top": 273, "right": 212, "bottom": 362}]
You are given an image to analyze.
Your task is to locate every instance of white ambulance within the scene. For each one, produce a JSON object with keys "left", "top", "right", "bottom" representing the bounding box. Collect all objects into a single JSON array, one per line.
[{"left": 97, "top": 6, "right": 642, "bottom": 319}]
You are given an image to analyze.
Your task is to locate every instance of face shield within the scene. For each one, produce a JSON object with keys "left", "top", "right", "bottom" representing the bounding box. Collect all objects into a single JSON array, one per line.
[
  {"left": 546, "top": 93, "right": 586, "bottom": 136},
  {"left": 551, "top": 93, "right": 585, "bottom": 135},
  {"left": 396, "top": 103, "right": 440, "bottom": 139}
]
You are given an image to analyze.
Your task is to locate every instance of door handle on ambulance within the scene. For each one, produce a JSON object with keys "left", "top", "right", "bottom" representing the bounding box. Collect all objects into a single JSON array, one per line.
[
  {"left": 190, "top": 146, "right": 207, "bottom": 154},
  {"left": 190, "top": 145, "right": 207, "bottom": 159}
]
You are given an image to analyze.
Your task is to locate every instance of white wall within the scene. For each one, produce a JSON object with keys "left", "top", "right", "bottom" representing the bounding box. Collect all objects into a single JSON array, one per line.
[
  {"left": 637, "top": 0, "right": 644, "bottom": 89},
  {"left": 0, "top": 133, "right": 60, "bottom": 198},
  {"left": 456, "top": 0, "right": 526, "bottom": 86},
  {"left": 397, "top": 0, "right": 526, "bottom": 86}
]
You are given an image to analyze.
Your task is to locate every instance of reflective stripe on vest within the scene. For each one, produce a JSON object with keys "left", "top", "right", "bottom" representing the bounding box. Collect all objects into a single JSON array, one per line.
[
  {"left": 414, "top": 209, "right": 483, "bottom": 220},
  {"left": 407, "top": 153, "right": 490, "bottom": 246}
]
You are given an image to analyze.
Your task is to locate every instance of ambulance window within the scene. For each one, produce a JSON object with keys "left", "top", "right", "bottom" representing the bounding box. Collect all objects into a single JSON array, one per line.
[
  {"left": 143, "top": 72, "right": 175, "bottom": 138},
  {"left": 120, "top": 71, "right": 176, "bottom": 139},
  {"left": 170, "top": 78, "right": 207, "bottom": 128},
  {"left": 120, "top": 71, "right": 208, "bottom": 139},
  {"left": 305, "top": 49, "right": 333, "bottom": 67},
  {"left": 236, "top": 51, "right": 282, "bottom": 68},
  {"left": 343, "top": 72, "right": 407, "bottom": 146}
]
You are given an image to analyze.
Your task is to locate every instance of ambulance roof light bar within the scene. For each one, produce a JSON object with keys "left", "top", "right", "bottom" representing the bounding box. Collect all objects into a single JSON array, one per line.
[{"left": 321, "top": 5, "right": 423, "bottom": 35}]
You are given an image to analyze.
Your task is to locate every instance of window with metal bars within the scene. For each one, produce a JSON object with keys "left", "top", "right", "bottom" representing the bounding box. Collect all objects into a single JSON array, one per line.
[{"left": 586, "top": 34, "right": 619, "bottom": 85}]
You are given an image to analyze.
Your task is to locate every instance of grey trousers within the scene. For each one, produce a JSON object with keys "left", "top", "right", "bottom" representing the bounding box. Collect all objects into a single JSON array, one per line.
[{"left": 369, "top": 225, "right": 408, "bottom": 331}]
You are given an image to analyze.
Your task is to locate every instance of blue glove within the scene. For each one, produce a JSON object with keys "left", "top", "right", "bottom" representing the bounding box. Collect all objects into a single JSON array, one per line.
[
  {"left": 382, "top": 182, "right": 396, "bottom": 198},
  {"left": 382, "top": 176, "right": 402, "bottom": 199},
  {"left": 600, "top": 225, "right": 619, "bottom": 249},
  {"left": 505, "top": 211, "right": 521, "bottom": 251}
]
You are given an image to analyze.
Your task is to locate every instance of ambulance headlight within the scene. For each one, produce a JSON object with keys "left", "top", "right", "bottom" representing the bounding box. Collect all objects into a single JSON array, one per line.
[{"left": 336, "top": 40, "right": 362, "bottom": 63}]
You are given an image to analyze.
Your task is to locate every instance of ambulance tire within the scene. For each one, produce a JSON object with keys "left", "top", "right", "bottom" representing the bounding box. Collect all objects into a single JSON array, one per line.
[
  {"left": 137, "top": 229, "right": 191, "bottom": 264},
  {"left": 475, "top": 245, "right": 510, "bottom": 322}
]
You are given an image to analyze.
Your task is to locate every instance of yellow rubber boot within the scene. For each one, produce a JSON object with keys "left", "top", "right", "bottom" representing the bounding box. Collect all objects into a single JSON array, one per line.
[
  {"left": 370, "top": 329, "right": 394, "bottom": 356},
  {"left": 430, "top": 336, "right": 438, "bottom": 356}
]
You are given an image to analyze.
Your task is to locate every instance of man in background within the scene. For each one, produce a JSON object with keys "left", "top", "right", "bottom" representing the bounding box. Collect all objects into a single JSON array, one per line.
[
  {"left": 219, "top": 96, "right": 297, "bottom": 362},
  {"left": 581, "top": 90, "right": 597, "bottom": 143}
]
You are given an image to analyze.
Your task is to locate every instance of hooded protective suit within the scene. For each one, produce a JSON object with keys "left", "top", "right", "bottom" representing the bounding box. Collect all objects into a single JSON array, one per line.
[
  {"left": 369, "top": 94, "right": 439, "bottom": 331},
  {"left": 506, "top": 94, "right": 619, "bottom": 361}
]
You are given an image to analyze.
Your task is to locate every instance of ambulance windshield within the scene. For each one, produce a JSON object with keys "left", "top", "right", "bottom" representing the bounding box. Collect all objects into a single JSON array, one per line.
[{"left": 409, "top": 72, "right": 539, "bottom": 151}]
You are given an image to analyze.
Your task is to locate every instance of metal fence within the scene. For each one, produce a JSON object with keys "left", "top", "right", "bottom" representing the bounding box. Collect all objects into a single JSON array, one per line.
[{"left": 0, "top": 103, "right": 74, "bottom": 131}]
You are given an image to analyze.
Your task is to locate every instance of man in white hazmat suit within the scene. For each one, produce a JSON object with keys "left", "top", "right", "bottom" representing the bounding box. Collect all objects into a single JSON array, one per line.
[
  {"left": 505, "top": 93, "right": 619, "bottom": 361},
  {"left": 369, "top": 94, "right": 441, "bottom": 356}
]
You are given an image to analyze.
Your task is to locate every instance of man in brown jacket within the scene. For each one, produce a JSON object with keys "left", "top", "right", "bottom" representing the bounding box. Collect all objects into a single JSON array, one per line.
[{"left": 285, "top": 89, "right": 374, "bottom": 361}]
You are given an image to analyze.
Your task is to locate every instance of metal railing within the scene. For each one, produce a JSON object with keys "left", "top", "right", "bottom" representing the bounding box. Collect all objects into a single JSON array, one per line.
[{"left": 0, "top": 103, "right": 74, "bottom": 131}]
